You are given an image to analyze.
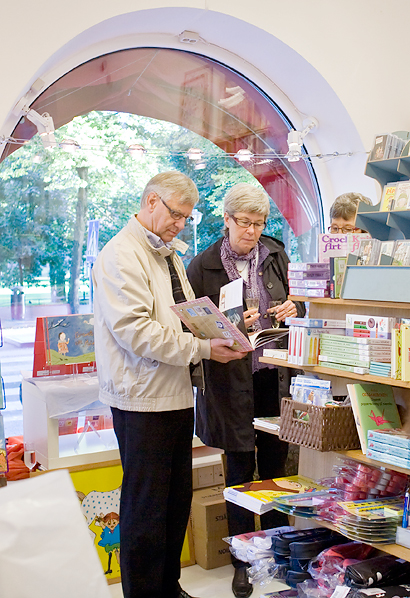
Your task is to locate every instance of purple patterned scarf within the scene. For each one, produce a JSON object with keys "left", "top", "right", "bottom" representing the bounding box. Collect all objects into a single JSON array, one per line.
[{"left": 220, "top": 236, "right": 276, "bottom": 372}]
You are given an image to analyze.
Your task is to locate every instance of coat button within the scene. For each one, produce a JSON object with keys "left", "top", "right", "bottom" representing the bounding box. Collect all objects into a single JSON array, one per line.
[
  {"left": 258, "top": 271, "right": 263, "bottom": 276},
  {"left": 279, "top": 374, "right": 284, "bottom": 381},
  {"left": 267, "top": 282, "right": 273, "bottom": 289},
  {"left": 263, "top": 314, "right": 267, "bottom": 319}
]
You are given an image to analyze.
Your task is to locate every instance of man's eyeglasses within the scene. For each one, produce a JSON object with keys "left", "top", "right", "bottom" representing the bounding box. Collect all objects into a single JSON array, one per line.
[
  {"left": 231, "top": 215, "right": 266, "bottom": 230},
  {"left": 159, "top": 195, "right": 193, "bottom": 223},
  {"left": 328, "top": 225, "right": 360, "bottom": 234}
]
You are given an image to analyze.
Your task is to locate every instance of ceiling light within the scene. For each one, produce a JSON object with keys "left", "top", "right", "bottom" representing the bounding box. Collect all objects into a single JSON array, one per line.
[
  {"left": 186, "top": 148, "right": 204, "bottom": 160},
  {"left": 25, "top": 109, "right": 56, "bottom": 150},
  {"left": 234, "top": 149, "right": 253, "bottom": 162},
  {"left": 59, "top": 139, "right": 81, "bottom": 153},
  {"left": 127, "top": 144, "right": 146, "bottom": 160}
]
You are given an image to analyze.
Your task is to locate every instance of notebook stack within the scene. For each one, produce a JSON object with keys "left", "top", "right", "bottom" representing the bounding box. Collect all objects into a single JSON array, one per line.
[
  {"left": 287, "top": 262, "right": 330, "bottom": 298},
  {"left": 369, "top": 362, "right": 392, "bottom": 377},
  {"left": 318, "top": 333, "right": 392, "bottom": 375},
  {"left": 367, "top": 429, "right": 410, "bottom": 470}
]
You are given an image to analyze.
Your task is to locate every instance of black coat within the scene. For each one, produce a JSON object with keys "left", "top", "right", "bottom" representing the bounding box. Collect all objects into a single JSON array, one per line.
[{"left": 186, "top": 235, "right": 305, "bottom": 452}]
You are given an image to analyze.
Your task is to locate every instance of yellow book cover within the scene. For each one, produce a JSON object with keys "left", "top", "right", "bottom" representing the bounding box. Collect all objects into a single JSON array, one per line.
[
  {"left": 223, "top": 475, "right": 326, "bottom": 515},
  {"left": 379, "top": 183, "right": 397, "bottom": 212},
  {"left": 402, "top": 324, "right": 410, "bottom": 382}
]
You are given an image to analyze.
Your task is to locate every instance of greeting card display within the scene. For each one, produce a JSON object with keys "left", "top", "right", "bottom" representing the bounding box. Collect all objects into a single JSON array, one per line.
[{"left": 33, "top": 314, "right": 96, "bottom": 377}]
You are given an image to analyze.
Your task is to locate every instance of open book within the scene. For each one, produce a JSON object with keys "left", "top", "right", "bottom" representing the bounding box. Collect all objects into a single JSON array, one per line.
[{"left": 171, "top": 295, "right": 288, "bottom": 351}]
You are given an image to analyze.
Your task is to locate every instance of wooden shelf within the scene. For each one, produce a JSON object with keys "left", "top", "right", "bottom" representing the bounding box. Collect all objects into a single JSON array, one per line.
[
  {"left": 339, "top": 449, "right": 410, "bottom": 476},
  {"left": 289, "top": 296, "right": 410, "bottom": 310},
  {"left": 259, "top": 356, "right": 410, "bottom": 388}
]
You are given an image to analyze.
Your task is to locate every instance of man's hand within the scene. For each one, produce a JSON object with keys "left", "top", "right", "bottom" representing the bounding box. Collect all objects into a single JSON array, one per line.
[{"left": 210, "top": 338, "right": 248, "bottom": 363}]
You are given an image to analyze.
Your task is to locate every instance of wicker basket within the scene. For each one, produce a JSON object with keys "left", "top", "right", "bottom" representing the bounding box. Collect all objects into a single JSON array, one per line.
[{"left": 279, "top": 397, "right": 360, "bottom": 452}]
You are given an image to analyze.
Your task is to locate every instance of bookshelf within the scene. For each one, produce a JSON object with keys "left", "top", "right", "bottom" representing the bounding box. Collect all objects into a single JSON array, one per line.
[{"left": 257, "top": 296, "right": 410, "bottom": 560}]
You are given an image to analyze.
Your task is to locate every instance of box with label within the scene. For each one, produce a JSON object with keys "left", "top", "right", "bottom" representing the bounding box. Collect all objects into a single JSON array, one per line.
[
  {"left": 191, "top": 485, "right": 231, "bottom": 569},
  {"left": 345, "top": 314, "right": 397, "bottom": 339}
]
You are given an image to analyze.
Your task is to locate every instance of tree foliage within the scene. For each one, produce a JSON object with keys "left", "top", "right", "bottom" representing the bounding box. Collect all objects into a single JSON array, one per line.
[{"left": 0, "top": 111, "right": 302, "bottom": 310}]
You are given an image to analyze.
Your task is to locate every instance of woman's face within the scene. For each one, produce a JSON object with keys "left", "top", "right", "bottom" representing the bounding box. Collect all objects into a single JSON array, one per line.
[{"left": 224, "top": 211, "right": 265, "bottom": 256}]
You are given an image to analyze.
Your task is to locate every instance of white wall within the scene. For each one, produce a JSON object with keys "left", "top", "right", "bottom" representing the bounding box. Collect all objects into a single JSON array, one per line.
[{"left": 1, "top": 0, "right": 409, "bottom": 217}]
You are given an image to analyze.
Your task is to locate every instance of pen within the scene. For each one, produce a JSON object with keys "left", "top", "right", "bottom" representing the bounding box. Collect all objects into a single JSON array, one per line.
[{"left": 402, "top": 483, "right": 410, "bottom": 529}]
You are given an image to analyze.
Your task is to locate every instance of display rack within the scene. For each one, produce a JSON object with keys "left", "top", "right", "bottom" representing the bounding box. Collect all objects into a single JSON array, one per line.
[{"left": 258, "top": 296, "right": 410, "bottom": 561}]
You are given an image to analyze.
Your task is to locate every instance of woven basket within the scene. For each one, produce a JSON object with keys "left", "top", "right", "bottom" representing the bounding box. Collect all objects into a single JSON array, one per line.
[{"left": 279, "top": 397, "right": 360, "bottom": 452}]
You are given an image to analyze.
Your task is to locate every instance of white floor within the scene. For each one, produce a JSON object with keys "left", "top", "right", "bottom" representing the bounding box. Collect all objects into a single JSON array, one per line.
[{"left": 108, "top": 564, "right": 290, "bottom": 598}]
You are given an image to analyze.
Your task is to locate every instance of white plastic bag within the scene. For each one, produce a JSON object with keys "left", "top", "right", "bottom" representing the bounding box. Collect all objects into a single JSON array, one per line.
[{"left": 0, "top": 470, "right": 111, "bottom": 598}]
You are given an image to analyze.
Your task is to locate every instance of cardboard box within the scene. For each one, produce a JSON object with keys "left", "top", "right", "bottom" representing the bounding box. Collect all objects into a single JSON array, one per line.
[{"left": 191, "top": 485, "right": 231, "bottom": 569}]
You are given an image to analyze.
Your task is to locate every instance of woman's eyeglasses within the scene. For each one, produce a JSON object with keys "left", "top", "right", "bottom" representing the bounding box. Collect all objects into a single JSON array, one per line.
[
  {"left": 231, "top": 215, "right": 266, "bottom": 230},
  {"left": 328, "top": 225, "right": 360, "bottom": 234}
]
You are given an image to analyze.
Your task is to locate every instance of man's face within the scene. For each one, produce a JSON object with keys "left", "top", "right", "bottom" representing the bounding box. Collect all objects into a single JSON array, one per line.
[{"left": 151, "top": 193, "right": 193, "bottom": 243}]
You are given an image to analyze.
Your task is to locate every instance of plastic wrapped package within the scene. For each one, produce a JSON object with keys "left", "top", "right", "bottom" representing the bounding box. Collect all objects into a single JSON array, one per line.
[{"left": 0, "top": 470, "right": 111, "bottom": 598}]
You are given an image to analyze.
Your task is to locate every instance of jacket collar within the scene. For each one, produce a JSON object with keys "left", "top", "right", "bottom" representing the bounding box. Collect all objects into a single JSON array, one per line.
[{"left": 128, "top": 215, "right": 188, "bottom": 256}]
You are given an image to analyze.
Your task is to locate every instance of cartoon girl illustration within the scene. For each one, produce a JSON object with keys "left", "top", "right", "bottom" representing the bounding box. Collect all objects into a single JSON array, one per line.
[
  {"left": 96, "top": 511, "right": 120, "bottom": 574},
  {"left": 234, "top": 478, "right": 310, "bottom": 493},
  {"left": 57, "top": 331, "right": 70, "bottom": 356}
]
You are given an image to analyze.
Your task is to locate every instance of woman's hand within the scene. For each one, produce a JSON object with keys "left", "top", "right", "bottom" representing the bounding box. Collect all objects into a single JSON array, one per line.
[
  {"left": 243, "top": 307, "right": 260, "bottom": 331},
  {"left": 268, "top": 299, "right": 298, "bottom": 323}
]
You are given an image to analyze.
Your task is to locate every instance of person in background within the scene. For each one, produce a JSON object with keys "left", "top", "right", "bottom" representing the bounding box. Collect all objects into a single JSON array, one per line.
[
  {"left": 187, "top": 183, "right": 305, "bottom": 598},
  {"left": 329, "top": 192, "right": 373, "bottom": 234},
  {"left": 92, "top": 171, "right": 247, "bottom": 598}
]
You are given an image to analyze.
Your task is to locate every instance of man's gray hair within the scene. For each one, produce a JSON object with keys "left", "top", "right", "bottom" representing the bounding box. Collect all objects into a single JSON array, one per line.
[
  {"left": 330, "top": 192, "right": 373, "bottom": 221},
  {"left": 224, "top": 183, "right": 270, "bottom": 218},
  {"left": 141, "top": 171, "right": 199, "bottom": 207}
]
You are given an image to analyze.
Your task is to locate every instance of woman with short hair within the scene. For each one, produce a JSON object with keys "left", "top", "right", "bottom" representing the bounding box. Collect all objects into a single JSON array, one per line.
[{"left": 187, "top": 183, "right": 305, "bottom": 598}]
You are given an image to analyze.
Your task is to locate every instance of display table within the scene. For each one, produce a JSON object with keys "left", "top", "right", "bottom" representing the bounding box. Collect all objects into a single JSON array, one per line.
[{"left": 22, "top": 372, "right": 119, "bottom": 469}]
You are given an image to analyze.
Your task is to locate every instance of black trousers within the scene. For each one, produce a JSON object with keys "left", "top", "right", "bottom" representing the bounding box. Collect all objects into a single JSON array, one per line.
[
  {"left": 225, "top": 368, "right": 289, "bottom": 569},
  {"left": 112, "top": 407, "right": 194, "bottom": 598}
]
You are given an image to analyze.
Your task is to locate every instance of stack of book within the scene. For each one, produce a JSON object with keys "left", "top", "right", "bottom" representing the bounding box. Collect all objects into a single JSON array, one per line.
[
  {"left": 286, "top": 318, "right": 345, "bottom": 366},
  {"left": 369, "top": 362, "right": 391, "bottom": 377},
  {"left": 345, "top": 314, "right": 397, "bottom": 339},
  {"left": 355, "top": 238, "right": 410, "bottom": 266},
  {"left": 287, "top": 263, "right": 330, "bottom": 298},
  {"left": 369, "top": 133, "right": 406, "bottom": 161},
  {"left": 319, "top": 334, "right": 392, "bottom": 375},
  {"left": 367, "top": 429, "right": 410, "bottom": 470}
]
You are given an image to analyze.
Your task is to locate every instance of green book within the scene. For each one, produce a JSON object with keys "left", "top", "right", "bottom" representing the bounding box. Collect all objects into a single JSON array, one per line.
[{"left": 347, "top": 383, "right": 402, "bottom": 454}]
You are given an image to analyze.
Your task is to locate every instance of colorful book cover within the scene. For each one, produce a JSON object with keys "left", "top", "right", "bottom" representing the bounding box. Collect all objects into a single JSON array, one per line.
[
  {"left": 356, "top": 239, "right": 381, "bottom": 265},
  {"left": 33, "top": 314, "right": 96, "bottom": 377},
  {"left": 369, "top": 133, "right": 393, "bottom": 161},
  {"left": 170, "top": 296, "right": 253, "bottom": 352},
  {"left": 347, "top": 383, "right": 402, "bottom": 454},
  {"left": 318, "top": 233, "right": 371, "bottom": 263},
  {"left": 392, "top": 180, "right": 410, "bottom": 210},
  {"left": 223, "top": 475, "right": 325, "bottom": 515},
  {"left": 379, "top": 183, "right": 397, "bottom": 211},
  {"left": 392, "top": 240, "right": 410, "bottom": 266},
  {"left": 378, "top": 240, "right": 396, "bottom": 265}
]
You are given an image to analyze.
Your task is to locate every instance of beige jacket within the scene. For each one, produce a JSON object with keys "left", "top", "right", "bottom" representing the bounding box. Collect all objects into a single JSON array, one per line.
[{"left": 92, "top": 216, "right": 210, "bottom": 412}]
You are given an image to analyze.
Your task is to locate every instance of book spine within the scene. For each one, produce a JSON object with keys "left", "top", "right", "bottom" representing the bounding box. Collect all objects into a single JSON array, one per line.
[
  {"left": 318, "top": 361, "right": 369, "bottom": 374},
  {"left": 402, "top": 324, "right": 410, "bottom": 382},
  {"left": 318, "top": 353, "right": 370, "bottom": 367}
]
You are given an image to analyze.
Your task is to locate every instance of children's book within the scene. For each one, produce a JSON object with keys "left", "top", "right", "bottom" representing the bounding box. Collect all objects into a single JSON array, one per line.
[
  {"left": 33, "top": 314, "right": 96, "bottom": 377},
  {"left": 369, "top": 133, "right": 393, "bottom": 161},
  {"left": 392, "top": 240, "right": 410, "bottom": 266},
  {"left": 379, "top": 183, "right": 397, "bottom": 212},
  {"left": 392, "top": 181, "right": 410, "bottom": 210},
  {"left": 329, "top": 256, "right": 346, "bottom": 298},
  {"left": 356, "top": 239, "right": 381, "bottom": 265},
  {"left": 347, "top": 383, "right": 402, "bottom": 454},
  {"left": 378, "top": 241, "right": 396, "bottom": 265},
  {"left": 223, "top": 475, "right": 326, "bottom": 515}
]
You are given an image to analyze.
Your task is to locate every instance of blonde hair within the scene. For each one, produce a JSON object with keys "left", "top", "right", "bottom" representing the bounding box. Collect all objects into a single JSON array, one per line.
[
  {"left": 141, "top": 171, "right": 199, "bottom": 208},
  {"left": 330, "top": 192, "right": 372, "bottom": 220}
]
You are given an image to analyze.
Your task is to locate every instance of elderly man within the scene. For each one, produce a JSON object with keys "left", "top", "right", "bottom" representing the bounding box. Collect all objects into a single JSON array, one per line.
[{"left": 92, "top": 171, "right": 247, "bottom": 598}]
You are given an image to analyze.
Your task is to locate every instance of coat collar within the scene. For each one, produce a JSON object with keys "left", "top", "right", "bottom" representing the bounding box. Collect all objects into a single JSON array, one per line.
[
  {"left": 200, "top": 235, "right": 284, "bottom": 270},
  {"left": 128, "top": 215, "right": 189, "bottom": 256}
]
